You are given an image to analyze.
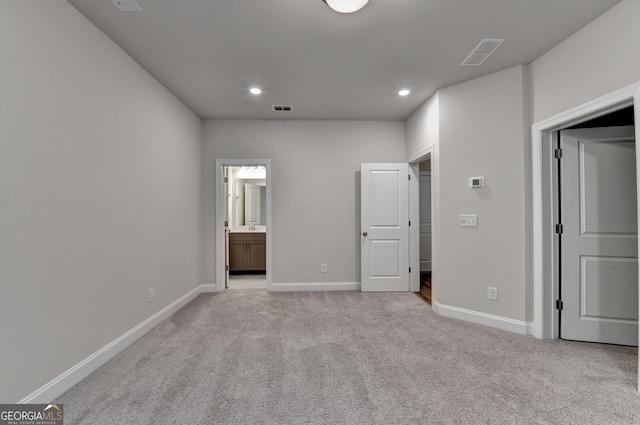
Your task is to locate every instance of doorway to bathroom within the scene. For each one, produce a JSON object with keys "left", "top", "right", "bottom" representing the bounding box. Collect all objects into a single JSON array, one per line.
[{"left": 215, "top": 159, "right": 272, "bottom": 292}]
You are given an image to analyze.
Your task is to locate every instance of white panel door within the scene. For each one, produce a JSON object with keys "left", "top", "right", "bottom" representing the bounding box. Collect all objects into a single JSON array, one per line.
[
  {"left": 361, "top": 163, "right": 409, "bottom": 292},
  {"left": 561, "top": 126, "right": 638, "bottom": 346}
]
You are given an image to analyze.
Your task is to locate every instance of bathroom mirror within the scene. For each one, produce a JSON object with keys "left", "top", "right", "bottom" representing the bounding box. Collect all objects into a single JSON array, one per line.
[{"left": 227, "top": 166, "right": 267, "bottom": 228}]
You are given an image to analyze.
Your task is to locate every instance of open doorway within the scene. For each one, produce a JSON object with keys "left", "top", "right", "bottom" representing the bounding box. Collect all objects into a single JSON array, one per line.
[
  {"left": 419, "top": 159, "right": 432, "bottom": 303},
  {"left": 532, "top": 83, "right": 640, "bottom": 390},
  {"left": 555, "top": 107, "right": 637, "bottom": 345},
  {"left": 215, "top": 159, "right": 272, "bottom": 292},
  {"left": 225, "top": 165, "right": 267, "bottom": 290},
  {"left": 535, "top": 99, "right": 639, "bottom": 341},
  {"left": 409, "top": 145, "right": 435, "bottom": 298}
]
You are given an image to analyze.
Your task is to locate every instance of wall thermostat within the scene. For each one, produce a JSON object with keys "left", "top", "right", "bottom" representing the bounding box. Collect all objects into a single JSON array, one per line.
[{"left": 469, "top": 177, "right": 484, "bottom": 188}]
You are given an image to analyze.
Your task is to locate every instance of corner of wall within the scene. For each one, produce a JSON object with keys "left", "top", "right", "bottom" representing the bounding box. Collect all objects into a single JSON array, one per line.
[
  {"left": 522, "top": 64, "right": 534, "bottom": 324},
  {"left": 405, "top": 91, "right": 440, "bottom": 162}
]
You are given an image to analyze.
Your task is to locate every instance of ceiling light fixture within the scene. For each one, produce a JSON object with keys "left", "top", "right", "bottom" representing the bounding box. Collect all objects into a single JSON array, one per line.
[
  {"left": 398, "top": 89, "right": 411, "bottom": 97},
  {"left": 322, "top": 0, "right": 370, "bottom": 14},
  {"left": 249, "top": 87, "right": 262, "bottom": 95}
]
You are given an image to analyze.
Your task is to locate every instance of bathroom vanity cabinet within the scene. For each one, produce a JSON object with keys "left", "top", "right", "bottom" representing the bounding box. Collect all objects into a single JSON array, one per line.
[{"left": 229, "top": 232, "right": 266, "bottom": 273}]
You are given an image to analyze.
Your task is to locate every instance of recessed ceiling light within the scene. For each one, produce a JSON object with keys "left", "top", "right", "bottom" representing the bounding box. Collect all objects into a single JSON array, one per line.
[
  {"left": 398, "top": 89, "right": 411, "bottom": 97},
  {"left": 249, "top": 87, "right": 262, "bottom": 95}
]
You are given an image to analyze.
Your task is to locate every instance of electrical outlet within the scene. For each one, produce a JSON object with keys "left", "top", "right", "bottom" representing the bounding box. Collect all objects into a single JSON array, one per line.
[
  {"left": 321, "top": 264, "right": 327, "bottom": 273},
  {"left": 148, "top": 288, "right": 154, "bottom": 303},
  {"left": 459, "top": 214, "right": 478, "bottom": 227},
  {"left": 488, "top": 287, "right": 498, "bottom": 300}
]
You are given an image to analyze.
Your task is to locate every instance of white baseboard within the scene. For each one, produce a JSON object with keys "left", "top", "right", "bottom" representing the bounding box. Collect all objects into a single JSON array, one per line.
[
  {"left": 19, "top": 285, "right": 204, "bottom": 404},
  {"left": 200, "top": 283, "right": 219, "bottom": 293},
  {"left": 526, "top": 321, "right": 534, "bottom": 336},
  {"left": 269, "top": 281, "right": 360, "bottom": 292},
  {"left": 432, "top": 300, "right": 528, "bottom": 335}
]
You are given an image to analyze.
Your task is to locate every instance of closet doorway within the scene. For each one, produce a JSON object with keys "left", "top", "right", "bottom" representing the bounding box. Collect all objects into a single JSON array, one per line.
[
  {"left": 419, "top": 159, "right": 432, "bottom": 303},
  {"left": 409, "top": 147, "right": 435, "bottom": 300}
]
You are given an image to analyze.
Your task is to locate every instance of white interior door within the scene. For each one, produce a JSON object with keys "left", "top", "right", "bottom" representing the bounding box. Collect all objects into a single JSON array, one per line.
[
  {"left": 361, "top": 163, "right": 409, "bottom": 292},
  {"left": 560, "top": 126, "right": 638, "bottom": 345}
]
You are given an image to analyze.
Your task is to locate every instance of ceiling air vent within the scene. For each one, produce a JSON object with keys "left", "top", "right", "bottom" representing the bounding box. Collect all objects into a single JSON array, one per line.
[
  {"left": 110, "top": 0, "right": 142, "bottom": 12},
  {"left": 461, "top": 38, "right": 505, "bottom": 66},
  {"left": 272, "top": 105, "right": 293, "bottom": 112}
]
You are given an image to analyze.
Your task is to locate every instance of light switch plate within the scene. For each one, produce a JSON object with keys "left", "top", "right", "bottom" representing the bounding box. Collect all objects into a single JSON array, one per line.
[
  {"left": 459, "top": 214, "right": 478, "bottom": 227},
  {"left": 488, "top": 287, "right": 498, "bottom": 300}
]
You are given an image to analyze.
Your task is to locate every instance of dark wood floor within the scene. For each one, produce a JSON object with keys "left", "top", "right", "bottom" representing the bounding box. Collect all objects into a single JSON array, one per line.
[{"left": 420, "top": 272, "right": 431, "bottom": 304}]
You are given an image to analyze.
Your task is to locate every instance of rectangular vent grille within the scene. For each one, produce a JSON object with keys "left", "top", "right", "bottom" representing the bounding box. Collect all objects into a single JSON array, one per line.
[
  {"left": 461, "top": 38, "right": 505, "bottom": 66},
  {"left": 272, "top": 105, "right": 293, "bottom": 112},
  {"left": 110, "top": 0, "right": 142, "bottom": 11}
]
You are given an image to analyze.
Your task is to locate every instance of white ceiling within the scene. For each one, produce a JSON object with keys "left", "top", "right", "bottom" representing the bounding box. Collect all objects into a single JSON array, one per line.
[{"left": 67, "top": 0, "right": 621, "bottom": 121}]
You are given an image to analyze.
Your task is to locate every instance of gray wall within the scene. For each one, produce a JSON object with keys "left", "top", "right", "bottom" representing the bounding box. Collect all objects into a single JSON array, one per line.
[
  {"left": 530, "top": 0, "right": 640, "bottom": 123},
  {"left": 406, "top": 93, "right": 440, "bottom": 161},
  {"left": 202, "top": 120, "right": 405, "bottom": 284},
  {"left": 0, "top": 1, "right": 202, "bottom": 402},
  {"left": 406, "top": 66, "right": 529, "bottom": 322}
]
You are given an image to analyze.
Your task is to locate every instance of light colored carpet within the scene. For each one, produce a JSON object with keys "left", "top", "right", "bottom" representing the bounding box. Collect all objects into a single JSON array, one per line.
[{"left": 58, "top": 291, "right": 640, "bottom": 424}]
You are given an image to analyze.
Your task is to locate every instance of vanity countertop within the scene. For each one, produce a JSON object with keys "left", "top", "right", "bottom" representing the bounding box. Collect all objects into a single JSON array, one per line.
[
  {"left": 229, "top": 226, "right": 266, "bottom": 233},
  {"left": 230, "top": 230, "right": 266, "bottom": 234}
]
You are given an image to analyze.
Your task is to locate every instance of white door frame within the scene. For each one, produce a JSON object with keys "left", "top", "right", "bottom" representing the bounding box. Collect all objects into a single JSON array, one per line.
[
  {"left": 531, "top": 82, "right": 640, "bottom": 387},
  {"left": 215, "top": 159, "right": 272, "bottom": 292},
  {"left": 409, "top": 145, "right": 436, "bottom": 295}
]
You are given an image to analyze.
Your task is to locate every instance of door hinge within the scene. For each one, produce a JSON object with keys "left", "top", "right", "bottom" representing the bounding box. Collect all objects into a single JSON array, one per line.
[
  {"left": 554, "top": 148, "right": 563, "bottom": 159},
  {"left": 556, "top": 299, "right": 563, "bottom": 311},
  {"left": 408, "top": 174, "right": 411, "bottom": 181},
  {"left": 409, "top": 267, "right": 412, "bottom": 273},
  {"left": 555, "top": 224, "right": 563, "bottom": 234},
  {"left": 224, "top": 177, "right": 229, "bottom": 183},
  {"left": 409, "top": 220, "right": 411, "bottom": 227},
  {"left": 225, "top": 265, "right": 229, "bottom": 271},
  {"left": 224, "top": 220, "right": 229, "bottom": 227}
]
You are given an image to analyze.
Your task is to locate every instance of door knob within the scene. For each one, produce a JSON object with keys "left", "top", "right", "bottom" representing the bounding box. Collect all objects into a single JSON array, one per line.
[{"left": 362, "top": 232, "right": 368, "bottom": 236}]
